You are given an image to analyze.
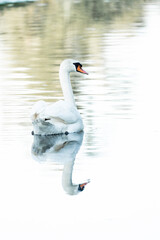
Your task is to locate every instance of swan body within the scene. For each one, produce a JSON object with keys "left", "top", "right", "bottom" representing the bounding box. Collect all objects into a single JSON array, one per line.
[{"left": 31, "top": 59, "right": 88, "bottom": 135}]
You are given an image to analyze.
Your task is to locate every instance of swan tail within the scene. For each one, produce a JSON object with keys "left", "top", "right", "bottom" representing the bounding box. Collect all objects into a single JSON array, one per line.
[{"left": 31, "top": 100, "right": 47, "bottom": 121}]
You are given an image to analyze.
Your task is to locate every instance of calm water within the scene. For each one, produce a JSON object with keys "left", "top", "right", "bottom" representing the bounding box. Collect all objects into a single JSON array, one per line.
[{"left": 0, "top": 0, "right": 160, "bottom": 239}]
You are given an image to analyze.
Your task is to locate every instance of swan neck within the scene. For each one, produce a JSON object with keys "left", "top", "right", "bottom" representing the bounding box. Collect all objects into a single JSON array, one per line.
[
  {"left": 59, "top": 68, "right": 76, "bottom": 106},
  {"left": 62, "top": 160, "right": 77, "bottom": 195}
]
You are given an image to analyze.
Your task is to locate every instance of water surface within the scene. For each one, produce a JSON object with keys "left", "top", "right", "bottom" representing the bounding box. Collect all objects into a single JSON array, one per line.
[{"left": 0, "top": 0, "right": 160, "bottom": 239}]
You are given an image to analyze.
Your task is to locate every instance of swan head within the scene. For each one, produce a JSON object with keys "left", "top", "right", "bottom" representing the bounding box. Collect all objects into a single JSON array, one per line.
[
  {"left": 78, "top": 181, "right": 90, "bottom": 192},
  {"left": 64, "top": 180, "right": 90, "bottom": 195},
  {"left": 60, "top": 59, "right": 88, "bottom": 75}
]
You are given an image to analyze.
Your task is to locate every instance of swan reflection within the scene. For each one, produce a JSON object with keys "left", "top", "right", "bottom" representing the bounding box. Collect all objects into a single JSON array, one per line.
[{"left": 31, "top": 132, "right": 89, "bottom": 195}]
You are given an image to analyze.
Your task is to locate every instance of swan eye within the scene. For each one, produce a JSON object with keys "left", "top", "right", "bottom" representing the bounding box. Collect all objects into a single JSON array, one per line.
[
  {"left": 78, "top": 185, "right": 85, "bottom": 191},
  {"left": 73, "top": 62, "right": 82, "bottom": 70}
]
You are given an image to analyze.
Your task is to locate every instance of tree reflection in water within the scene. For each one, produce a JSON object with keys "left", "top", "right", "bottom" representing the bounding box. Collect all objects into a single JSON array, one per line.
[{"left": 0, "top": 0, "right": 145, "bottom": 154}]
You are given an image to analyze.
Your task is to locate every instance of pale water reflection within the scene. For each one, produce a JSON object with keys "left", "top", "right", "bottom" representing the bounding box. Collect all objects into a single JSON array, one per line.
[
  {"left": 32, "top": 132, "right": 89, "bottom": 195},
  {"left": 0, "top": 0, "right": 160, "bottom": 239}
]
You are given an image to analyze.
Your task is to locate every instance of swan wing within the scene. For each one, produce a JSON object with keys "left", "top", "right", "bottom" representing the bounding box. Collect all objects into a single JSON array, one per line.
[
  {"left": 44, "top": 100, "right": 80, "bottom": 124},
  {"left": 31, "top": 100, "right": 80, "bottom": 124}
]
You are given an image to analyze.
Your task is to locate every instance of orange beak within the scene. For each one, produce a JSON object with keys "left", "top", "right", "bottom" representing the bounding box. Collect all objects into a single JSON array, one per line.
[
  {"left": 77, "top": 65, "right": 88, "bottom": 75},
  {"left": 79, "top": 182, "right": 88, "bottom": 189},
  {"left": 79, "top": 180, "right": 90, "bottom": 191}
]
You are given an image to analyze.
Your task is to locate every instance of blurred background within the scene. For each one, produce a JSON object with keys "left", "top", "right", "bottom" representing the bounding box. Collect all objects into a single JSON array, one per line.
[{"left": 0, "top": 0, "right": 160, "bottom": 239}]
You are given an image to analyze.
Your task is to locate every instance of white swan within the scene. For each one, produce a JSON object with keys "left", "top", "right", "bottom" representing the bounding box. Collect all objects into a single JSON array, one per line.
[{"left": 31, "top": 59, "right": 88, "bottom": 135}]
